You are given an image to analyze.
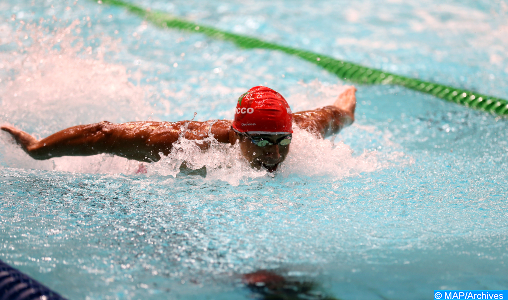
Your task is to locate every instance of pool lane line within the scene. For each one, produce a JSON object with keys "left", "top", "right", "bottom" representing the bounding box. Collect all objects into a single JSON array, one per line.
[
  {"left": 0, "top": 259, "right": 67, "bottom": 300},
  {"left": 97, "top": 0, "right": 508, "bottom": 117}
]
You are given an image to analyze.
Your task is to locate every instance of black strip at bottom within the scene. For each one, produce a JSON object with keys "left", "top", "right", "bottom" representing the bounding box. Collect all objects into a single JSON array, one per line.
[{"left": 0, "top": 259, "right": 67, "bottom": 300}]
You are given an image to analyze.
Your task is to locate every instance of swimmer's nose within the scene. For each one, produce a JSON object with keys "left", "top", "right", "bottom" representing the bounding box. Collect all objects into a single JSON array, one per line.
[{"left": 263, "top": 144, "right": 280, "bottom": 159}]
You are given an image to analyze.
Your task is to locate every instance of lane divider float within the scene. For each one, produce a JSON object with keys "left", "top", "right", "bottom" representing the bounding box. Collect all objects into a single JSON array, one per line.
[{"left": 98, "top": 0, "right": 508, "bottom": 117}]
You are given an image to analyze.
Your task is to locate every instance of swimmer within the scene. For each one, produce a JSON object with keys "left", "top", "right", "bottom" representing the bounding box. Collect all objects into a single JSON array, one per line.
[{"left": 1, "top": 86, "right": 356, "bottom": 172}]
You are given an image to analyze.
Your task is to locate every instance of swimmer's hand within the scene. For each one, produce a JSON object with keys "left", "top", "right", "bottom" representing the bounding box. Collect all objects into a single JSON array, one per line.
[
  {"left": 1, "top": 124, "right": 39, "bottom": 155},
  {"left": 333, "top": 85, "right": 356, "bottom": 123}
]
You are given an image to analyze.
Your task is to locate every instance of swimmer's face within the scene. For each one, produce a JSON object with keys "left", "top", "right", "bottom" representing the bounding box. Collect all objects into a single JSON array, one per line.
[{"left": 237, "top": 133, "right": 291, "bottom": 172}]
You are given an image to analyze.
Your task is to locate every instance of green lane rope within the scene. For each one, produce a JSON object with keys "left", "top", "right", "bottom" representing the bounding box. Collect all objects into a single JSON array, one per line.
[{"left": 98, "top": 0, "right": 508, "bottom": 117}]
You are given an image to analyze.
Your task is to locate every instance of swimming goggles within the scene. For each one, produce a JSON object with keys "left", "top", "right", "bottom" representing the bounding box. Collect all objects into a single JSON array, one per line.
[{"left": 232, "top": 127, "right": 292, "bottom": 147}]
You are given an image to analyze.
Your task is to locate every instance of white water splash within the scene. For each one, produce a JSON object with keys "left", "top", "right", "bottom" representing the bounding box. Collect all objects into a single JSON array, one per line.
[
  {"left": 286, "top": 80, "right": 349, "bottom": 113},
  {"left": 144, "top": 124, "right": 409, "bottom": 185},
  {"left": 280, "top": 126, "right": 381, "bottom": 178},
  {"left": 0, "top": 19, "right": 158, "bottom": 173},
  {"left": 0, "top": 19, "right": 153, "bottom": 135},
  {"left": 148, "top": 136, "right": 269, "bottom": 186}
]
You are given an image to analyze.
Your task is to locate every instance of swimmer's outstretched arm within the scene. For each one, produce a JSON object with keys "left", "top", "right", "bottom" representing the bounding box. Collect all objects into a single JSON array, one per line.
[
  {"left": 1, "top": 87, "right": 355, "bottom": 162},
  {"left": 293, "top": 85, "right": 356, "bottom": 138},
  {"left": 1, "top": 120, "right": 232, "bottom": 162}
]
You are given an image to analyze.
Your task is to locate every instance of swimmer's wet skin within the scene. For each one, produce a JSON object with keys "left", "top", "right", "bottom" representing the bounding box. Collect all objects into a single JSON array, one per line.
[{"left": 1, "top": 86, "right": 356, "bottom": 172}]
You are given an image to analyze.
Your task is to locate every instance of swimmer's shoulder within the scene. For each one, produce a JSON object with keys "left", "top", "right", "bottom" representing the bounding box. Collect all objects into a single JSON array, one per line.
[
  {"left": 208, "top": 119, "right": 233, "bottom": 143},
  {"left": 146, "top": 119, "right": 233, "bottom": 143}
]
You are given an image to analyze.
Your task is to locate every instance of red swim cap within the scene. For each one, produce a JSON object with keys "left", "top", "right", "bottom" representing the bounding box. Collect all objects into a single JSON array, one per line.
[{"left": 232, "top": 86, "right": 293, "bottom": 134}]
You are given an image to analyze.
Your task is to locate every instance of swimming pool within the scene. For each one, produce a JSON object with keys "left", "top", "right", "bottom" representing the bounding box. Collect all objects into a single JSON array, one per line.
[{"left": 1, "top": 0, "right": 507, "bottom": 299}]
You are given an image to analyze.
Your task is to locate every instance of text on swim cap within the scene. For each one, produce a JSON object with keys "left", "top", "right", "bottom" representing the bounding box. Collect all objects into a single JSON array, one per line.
[{"left": 236, "top": 107, "right": 254, "bottom": 114}]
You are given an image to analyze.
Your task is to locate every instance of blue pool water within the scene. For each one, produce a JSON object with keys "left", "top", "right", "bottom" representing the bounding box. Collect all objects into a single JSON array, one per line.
[{"left": 1, "top": 0, "right": 507, "bottom": 299}]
